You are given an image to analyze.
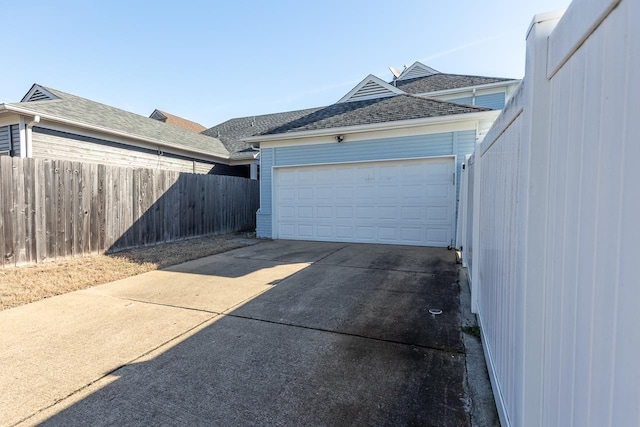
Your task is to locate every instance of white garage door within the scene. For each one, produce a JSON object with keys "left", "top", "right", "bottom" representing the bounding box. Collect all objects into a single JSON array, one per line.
[{"left": 274, "top": 157, "right": 455, "bottom": 247}]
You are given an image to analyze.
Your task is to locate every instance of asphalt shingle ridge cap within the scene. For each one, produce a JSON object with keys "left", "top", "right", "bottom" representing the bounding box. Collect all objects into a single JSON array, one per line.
[{"left": 32, "top": 85, "right": 228, "bottom": 153}]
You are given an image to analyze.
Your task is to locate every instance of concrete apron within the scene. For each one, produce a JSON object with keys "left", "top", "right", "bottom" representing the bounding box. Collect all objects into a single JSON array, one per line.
[{"left": 1, "top": 240, "right": 470, "bottom": 426}]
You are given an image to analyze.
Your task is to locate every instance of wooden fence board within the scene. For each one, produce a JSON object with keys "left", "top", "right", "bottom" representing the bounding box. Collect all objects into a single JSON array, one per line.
[
  {"left": 0, "top": 158, "right": 259, "bottom": 267},
  {"left": 0, "top": 158, "right": 5, "bottom": 268},
  {"left": 12, "top": 157, "right": 26, "bottom": 266}
]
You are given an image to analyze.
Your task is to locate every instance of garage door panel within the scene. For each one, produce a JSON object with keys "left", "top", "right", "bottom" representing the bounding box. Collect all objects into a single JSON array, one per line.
[
  {"left": 316, "top": 187, "right": 333, "bottom": 199},
  {"left": 377, "top": 186, "right": 399, "bottom": 199},
  {"left": 355, "top": 226, "right": 376, "bottom": 240},
  {"left": 355, "top": 206, "right": 374, "bottom": 219},
  {"left": 401, "top": 206, "right": 422, "bottom": 220},
  {"left": 274, "top": 158, "right": 455, "bottom": 247},
  {"left": 336, "top": 187, "right": 353, "bottom": 199},
  {"left": 297, "top": 188, "right": 314, "bottom": 199},
  {"left": 335, "top": 206, "right": 353, "bottom": 218},
  {"left": 297, "top": 224, "right": 314, "bottom": 237},
  {"left": 298, "top": 170, "right": 315, "bottom": 183},
  {"left": 426, "top": 206, "right": 450, "bottom": 222},
  {"left": 316, "top": 206, "right": 333, "bottom": 218},
  {"left": 336, "top": 226, "right": 354, "bottom": 238},
  {"left": 378, "top": 206, "right": 397, "bottom": 219},
  {"left": 297, "top": 206, "right": 313, "bottom": 218}
]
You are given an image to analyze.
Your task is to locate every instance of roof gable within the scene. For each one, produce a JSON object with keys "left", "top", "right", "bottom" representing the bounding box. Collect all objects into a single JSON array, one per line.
[
  {"left": 397, "top": 62, "right": 439, "bottom": 81},
  {"left": 149, "top": 109, "right": 168, "bottom": 121},
  {"left": 337, "top": 75, "right": 404, "bottom": 103},
  {"left": 21, "top": 84, "right": 59, "bottom": 102}
]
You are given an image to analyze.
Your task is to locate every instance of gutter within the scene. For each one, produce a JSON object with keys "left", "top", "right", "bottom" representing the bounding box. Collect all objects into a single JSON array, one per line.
[
  {"left": 0, "top": 104, "right": 230, "bottom": 163},
  {"left": 25, "top": 115, "right": 40, "bottom": 157},
  {"left": 242, "top": 110, "right": 500, "bottom": 144}
]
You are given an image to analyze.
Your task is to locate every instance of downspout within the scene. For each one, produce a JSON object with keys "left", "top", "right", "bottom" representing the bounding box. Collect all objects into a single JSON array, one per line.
[{"left": 25, "top": 115, "right": 40, "bottom": 158}]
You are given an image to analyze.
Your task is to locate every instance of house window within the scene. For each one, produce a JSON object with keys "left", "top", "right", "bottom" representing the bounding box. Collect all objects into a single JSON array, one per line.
[{"left": 0, "top": 124, "right": 18, "bottom": 156}]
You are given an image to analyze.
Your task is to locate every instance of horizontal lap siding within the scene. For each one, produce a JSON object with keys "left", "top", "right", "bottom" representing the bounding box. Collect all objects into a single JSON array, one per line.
[
  {"left": 258, "top": 131, "right": 479, "bottom": 239},
  {"left": 256, "top": 148, "right": 273, "bottom": 237},
  {"left": 32, "top": 128, "right": 219, "bottom": 174},
  {"left": 450, "top": 96, "right": 473, "bottom": 105},
  {"left": 475, "top": 92, "right": 506, "bottom": 110}
]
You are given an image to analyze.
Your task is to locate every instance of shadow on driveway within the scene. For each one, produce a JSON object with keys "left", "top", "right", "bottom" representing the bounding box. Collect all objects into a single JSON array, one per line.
[{"left": 27, "top": 240, "right": 469, "bottom": 426}]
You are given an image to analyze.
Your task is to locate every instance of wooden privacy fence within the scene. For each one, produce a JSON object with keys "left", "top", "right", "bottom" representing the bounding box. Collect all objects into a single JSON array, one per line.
[{"left": 0, "top": 157, "right": 259, "bottom": 268}]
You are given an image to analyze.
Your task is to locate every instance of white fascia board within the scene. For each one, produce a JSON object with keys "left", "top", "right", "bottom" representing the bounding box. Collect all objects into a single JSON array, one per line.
[
  {"left": 419, "top": 80, "right": 521, "bottom": 97},
  {"left": 0, "top": 104, "right": 230, "bottom": 163},
  {"left": 244, "top": 110, "right": 499, "bottom": 145},
  {"left": 229, "top": 159, "right": 256, "bottom": 166},
  {"left": 337, "top": 74, "right": 405, "bottom": 103}
]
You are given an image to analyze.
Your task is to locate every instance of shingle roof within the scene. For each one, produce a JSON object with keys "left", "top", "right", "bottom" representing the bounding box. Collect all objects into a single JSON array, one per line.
[
  {"left": 394, "top": 73, "right": 514, "bottom": 94},
  {"left": 202, "top": 107, "right": 323, "bottom": 160},
  {"left": 151, "top": 109, "right": 207, "bottom": 133},
  {"left": 259, "top": 95, "right": 491, "bottom": 135},
  {"left": 9, "top": 85, "right": 229, "bottom": 159}
]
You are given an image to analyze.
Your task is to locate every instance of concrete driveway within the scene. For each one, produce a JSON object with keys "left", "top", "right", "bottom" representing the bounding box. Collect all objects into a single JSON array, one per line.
[{"left": 1, "top": 240, "right": 478, "bottom": 426}]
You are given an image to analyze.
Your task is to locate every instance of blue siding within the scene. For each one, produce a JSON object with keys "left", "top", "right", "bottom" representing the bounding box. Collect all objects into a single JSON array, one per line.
[
  {"left": 0, "top": 125, "right": 19, "bottom": 156},
  {"left": 454, "top": 130, "right": 478, "bottom": 226},
  {"left": 257, "top": 148, "right": 274, "bottom": 237},
  {"left": 450, "top": 96, "right": 473, "bottom": 105},
  {"left": 475, "top": 92, "right": 506, "bottom": 110},
  {"left": 257, "top": 130, "right": 479, "bottom": 239}
]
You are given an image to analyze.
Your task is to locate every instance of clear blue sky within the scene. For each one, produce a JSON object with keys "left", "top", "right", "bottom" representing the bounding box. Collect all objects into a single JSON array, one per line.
[{"left": 2, "top": 0, "right": 570, "bottom": 128}]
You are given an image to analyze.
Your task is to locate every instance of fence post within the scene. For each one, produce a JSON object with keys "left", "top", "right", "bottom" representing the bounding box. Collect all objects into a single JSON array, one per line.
[{"left": 517, "top": 11, "right": 563, "bottom": 427}]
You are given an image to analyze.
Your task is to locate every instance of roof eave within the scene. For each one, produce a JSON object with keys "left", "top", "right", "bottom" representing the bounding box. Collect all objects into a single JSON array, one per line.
[
  {"left": 243, "top": 110, "right": 500, "bottom": 144},
  {"left": 415, "top": 80, "right": 522, "bottom": 97},
  {"left": 2, "top": 104, "right": 230, "bottom": 162}
]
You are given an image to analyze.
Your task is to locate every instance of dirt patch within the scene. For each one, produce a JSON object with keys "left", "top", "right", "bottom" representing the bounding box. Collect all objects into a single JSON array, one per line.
[{"left": 0, "top": 234, "right": 254, "bottom": 311}]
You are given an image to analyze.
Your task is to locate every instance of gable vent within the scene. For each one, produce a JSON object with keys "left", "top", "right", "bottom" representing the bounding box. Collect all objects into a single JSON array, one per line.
[
  {"left": 397, "top": 62, "right": 439, "bottom": 81},
  {"left": 352, "top": 81, "right": 395, "bottom": 99},
  {"left": 26, "top": 89, "right": 54, "bottom": 102}
]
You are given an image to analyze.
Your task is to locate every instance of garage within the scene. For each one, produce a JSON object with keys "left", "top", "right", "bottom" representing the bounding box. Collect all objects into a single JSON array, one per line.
[{"left": 273, "top": 157, "right": 455, "bottom": 247}]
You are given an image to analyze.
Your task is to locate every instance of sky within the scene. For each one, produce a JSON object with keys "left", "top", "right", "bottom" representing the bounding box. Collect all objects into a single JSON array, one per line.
[{"left": 1, "top": 0, "right": 571, "bottom": 129}]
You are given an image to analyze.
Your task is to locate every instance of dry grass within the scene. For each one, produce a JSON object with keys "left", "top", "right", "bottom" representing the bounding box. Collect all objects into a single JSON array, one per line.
[{"left": 0, "top": 234, "right": 253, "bottom": 311}]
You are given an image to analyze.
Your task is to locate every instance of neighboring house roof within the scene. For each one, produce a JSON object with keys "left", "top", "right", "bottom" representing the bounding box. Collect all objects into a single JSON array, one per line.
[
  {"left": 260, "top": 95, "right": 491, "bottom": 135},
  {"left": 208, "top": 61, "right": 517, "bottom": 146},
  {"left": 202, "top": 107, "right": 323, "bottom": 160},
  {"left": 4, "top": 84, "right": 229, "bottom": 159},
  {"left": 149, "top": 109, "right": 207, "bottom": 133},
  {"left": 394, "top": 74, "right": 514, "bottom": 94}
]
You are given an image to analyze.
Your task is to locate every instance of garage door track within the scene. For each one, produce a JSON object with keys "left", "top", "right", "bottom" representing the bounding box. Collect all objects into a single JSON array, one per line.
[{"left": 2, "top": 240, "right": 472, "bottom": 426}]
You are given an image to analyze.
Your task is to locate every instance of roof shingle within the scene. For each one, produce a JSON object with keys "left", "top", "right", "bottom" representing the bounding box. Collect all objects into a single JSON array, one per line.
[
  {"left": 202, "top": 107, "right": 323, "bottom": 159},
  {"left": 151, "top": 109, "right": 207, "bottom": 133},
  {"left": 8, "top": 85, "right": 229, "bottom": 159},
  {"left": 259, "top": 95, "right": 491, "bottom": 136},
  {"left": 394, "top": 73, "right": 514, "bottom": 94}
]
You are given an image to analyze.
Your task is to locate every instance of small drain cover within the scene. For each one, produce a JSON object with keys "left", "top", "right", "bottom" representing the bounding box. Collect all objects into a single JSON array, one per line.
[{"left": 429, "top": 308, "right": 443, "bottom": 315}]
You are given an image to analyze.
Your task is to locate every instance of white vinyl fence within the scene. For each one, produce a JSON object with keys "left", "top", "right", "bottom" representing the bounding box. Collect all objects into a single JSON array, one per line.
[{"left": 458, "top": 0, "right": 640, "bottom": 426}]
